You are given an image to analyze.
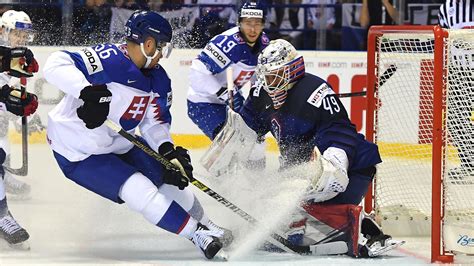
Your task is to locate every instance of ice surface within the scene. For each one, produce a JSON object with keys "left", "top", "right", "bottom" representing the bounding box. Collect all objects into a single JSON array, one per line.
[{"left": 1, "top": 144, "right": 469, "bottom": 265}]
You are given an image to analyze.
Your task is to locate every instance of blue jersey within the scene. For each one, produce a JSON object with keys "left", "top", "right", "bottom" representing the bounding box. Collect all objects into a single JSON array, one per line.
[{"left": 241, "top": 73, "right": 382, "bottom": 171}]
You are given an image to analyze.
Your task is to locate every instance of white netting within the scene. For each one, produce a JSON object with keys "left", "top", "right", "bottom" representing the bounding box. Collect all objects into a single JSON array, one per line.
[{"left": 371, "top": 29, "right": 474, "bottom": 254}]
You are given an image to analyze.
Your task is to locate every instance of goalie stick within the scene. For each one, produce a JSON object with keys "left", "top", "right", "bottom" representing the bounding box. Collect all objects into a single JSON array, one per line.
[
  {"left": 226, "top": 67, "right": 234, "bottom": 110},
  {"left": 335, "top": 64, "right": 397, "bottom": 98},
  {"left": 104, "top": 119, "right": 310, "bottom": 255},
  {"left": 5, "top": 77, "right": 29, "bottom": 176}
]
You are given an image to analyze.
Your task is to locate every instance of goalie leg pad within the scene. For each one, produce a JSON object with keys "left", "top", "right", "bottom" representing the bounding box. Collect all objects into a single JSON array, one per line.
[
  {"left": 302, "top": 203, "right": 363, "bottom": 257},
  {"left": 200, "top": 109, "right": 258, "bottom": 176}
]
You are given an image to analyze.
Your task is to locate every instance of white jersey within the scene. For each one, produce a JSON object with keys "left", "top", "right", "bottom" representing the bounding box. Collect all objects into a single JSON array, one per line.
[
  {"left": 44, "top": 43, "right": 174, "bottom": 162},
  {"left": 187, "top": 26, "right": 269, "bottom": 104}
]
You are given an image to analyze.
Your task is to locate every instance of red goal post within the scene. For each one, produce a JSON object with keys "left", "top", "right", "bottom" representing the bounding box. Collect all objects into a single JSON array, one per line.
[{"left": 364, "top": 25, "right": 474, "bottom": 263}]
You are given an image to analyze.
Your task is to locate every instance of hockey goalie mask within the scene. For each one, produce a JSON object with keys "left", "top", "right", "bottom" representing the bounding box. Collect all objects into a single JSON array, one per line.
[
  {"left": 256, "top": 39, "right": 305, "bottom": 109},
  {"left": 1, "top": 10, "right": 35, "bottom": 47}
]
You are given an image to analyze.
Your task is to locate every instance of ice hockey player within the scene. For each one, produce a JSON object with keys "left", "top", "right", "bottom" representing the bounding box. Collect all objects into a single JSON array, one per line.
[
  {"left": 0, "top": 43, "right": 38, "bottom": 247},
  {"left": 43, "top": 10, "right": 231, "bottom": 260},
  {"left": 202, "top": 39, "right": 404, "bottom": 257},
  {"left": 0, "top": 10, "right": 37, "bottom": 200},
  {"left": 187, "top": 1, "right": 269, "bottom": 171}
]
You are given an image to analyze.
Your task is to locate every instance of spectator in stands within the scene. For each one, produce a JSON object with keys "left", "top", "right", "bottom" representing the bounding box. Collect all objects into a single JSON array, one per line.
[
  {"left": 188, "top": 0, "right": 237, "bottom": 48},
  {"left": 359, "top": 0, "right": 398, "bottom": 50},
  {"left": 268, "top": 0, "right": 305, "bottom": 49},
  {"left": 74, "top": 0, "right": 112, "bottom": 45},
  {"left": 303, "top": 0, "right": 340, "bottom": 50}
]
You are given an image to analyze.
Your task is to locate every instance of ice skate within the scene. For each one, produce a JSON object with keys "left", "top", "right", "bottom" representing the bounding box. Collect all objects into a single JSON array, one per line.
[
  {"left": 4, "top": 172, "right": 31, "bottom": 200},
  {"left": 191, "top": 223, "right": 225, "bottom": 259},
  {"left": 359, "top": 214, "right": 404, "bottom": 257},
  {"left": 360, "top": 234, "right": 405, "bottom": 257},
  {"left": 206, "top": 220, "right": 234, "bottom": 247},
  {"left": 0, "top": 212, "right": 30, "bottom": 250}
]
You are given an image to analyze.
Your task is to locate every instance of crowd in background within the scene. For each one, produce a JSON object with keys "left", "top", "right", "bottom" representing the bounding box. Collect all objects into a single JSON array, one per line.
[{"left": 0, "top": 0, "right": 445, "bottom": 50}]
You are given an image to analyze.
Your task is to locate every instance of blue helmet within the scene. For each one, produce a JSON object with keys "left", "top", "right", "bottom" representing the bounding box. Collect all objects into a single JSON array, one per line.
[
  {"left": 124, "top": 10, "right": 172, "bottom": 44},
  {"left": 238, "top": 1, "right": 266, "bottom": 22}
]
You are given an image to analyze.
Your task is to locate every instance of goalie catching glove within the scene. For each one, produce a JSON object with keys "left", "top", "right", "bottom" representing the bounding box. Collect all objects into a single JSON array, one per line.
[
  {"left": 0, "top": 46, "right": 39, "bottom": 78},
  {"left": 159, "top": 142, "right": 192, "bottom": 190},
  {"left": 303, "top": 147, "right": 349, "bottom": 202},
  {"left": 0, "top": 84, "right": 38, "bottom": 116}
]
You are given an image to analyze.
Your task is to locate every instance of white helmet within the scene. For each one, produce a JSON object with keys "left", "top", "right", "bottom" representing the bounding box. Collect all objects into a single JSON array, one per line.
[
  {"left": 256, "top": 39, "right": 305, "bottom": 109},
  {"left": 1, "top": 10, "right": 34, "bottom": 46}
]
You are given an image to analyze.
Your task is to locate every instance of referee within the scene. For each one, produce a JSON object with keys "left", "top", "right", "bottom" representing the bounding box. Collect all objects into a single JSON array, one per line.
[
  {"left": 438, "top": 0, "right": 474, "bottom": 184},
  {"left": 439, "top": 0, "right": 474, "bottom": 29}
]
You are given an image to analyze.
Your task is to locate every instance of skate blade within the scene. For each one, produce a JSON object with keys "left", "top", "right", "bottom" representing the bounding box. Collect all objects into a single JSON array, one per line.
[
  {"left": 369, "top": 240, "right": 405, "bottom": 257},
  {"left": 214, "top": 249, "right": 229, "bottom": 261},
  {"left": 10, "top": 240, "right": 30, "bottom": 251}
]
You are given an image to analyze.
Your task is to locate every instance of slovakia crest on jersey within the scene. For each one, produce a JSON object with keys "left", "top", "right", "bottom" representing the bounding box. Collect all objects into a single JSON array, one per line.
[
  {"left": 233, "top": 33, "right": 245, "bottom": 44},
  {"left": 120, "top": 96, "right": 150, "bottom": 130}
]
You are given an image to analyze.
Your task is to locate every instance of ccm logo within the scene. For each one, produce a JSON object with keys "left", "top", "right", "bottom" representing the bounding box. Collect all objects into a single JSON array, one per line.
[
  {"left": 206, "top": 44, "right": 227, "bottom": 65},
  {"left": 99, "top": 96, "right": 112, "bottom": 103}
]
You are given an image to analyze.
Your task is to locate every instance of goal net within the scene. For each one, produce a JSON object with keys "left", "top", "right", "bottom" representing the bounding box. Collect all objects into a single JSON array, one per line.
[{"left": 364, "top": 25, "right": 474, "bottom": 263}]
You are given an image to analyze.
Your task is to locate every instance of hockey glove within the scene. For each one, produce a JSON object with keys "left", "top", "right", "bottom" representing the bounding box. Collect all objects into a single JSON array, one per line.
[
  {"left": 0, "top": 85, "right": 38, "bottom": 116},
  {"left": 304, "top": 147, "right": 349, "bottom": 202},
  {"left": 159, "top": 142, "right": 192, "bottom": 190},
  {"left": 0, "top": 46, "right": 39, "bottom": 78},
  {"left": 160, "top": 142, "right": 193, "bottom": 178},
  {"left": 76, "top": 84, "right": 112, "bottom": 129},
  {"left": 225, "top": 91, "right": 244, "bottom": 112}
]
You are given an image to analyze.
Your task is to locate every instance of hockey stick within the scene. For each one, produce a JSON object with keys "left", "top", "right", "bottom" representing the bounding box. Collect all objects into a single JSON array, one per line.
[
  {"left": 4, "top": 77, "right": 28, "bottom": 176},
  {"left": 335, "top": 91, "right": 367, "bottom": 98},
  {"left": 104, "top": 119, "right": 309, "bottom": 255},
  {"left": 335, "top": 64, "right": 397, "bottom": 99},
  {"left": 226, "top": 67, "right": 234, "bottom": 110}
]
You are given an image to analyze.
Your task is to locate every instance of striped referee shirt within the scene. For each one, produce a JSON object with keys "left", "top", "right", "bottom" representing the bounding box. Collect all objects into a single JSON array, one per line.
[{"left": 438, "top": 0, "right": 474, "bottom": 29}]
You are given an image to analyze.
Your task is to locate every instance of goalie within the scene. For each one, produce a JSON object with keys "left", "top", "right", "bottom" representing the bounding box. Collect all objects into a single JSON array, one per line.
[{"left": 201, "top": 39, "right": 404, "bottom": 257}]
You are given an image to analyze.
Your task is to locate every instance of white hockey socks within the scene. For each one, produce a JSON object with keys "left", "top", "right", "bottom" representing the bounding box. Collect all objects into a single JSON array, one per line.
[{"left": 119, "top": 172, "right": 197, "bottom": 239}]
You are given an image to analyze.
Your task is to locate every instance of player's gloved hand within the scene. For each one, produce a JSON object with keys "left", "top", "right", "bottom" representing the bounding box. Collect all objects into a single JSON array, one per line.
[
  {"left": 0, "top": 84, "right": 38, "bottom": 116},
  {"left": 0, "top": 46, "right": 39, "bottom": 78},
  {"left": 76, "top": 84, "right": 112, "bottom": 129},
  {"left": 159, "top": 141, "right": 194, "bottom": 179},
  {"left": 304, "top": 147, "right": 349, "bottom": 202},
  {"left": 159, "top": 142, "right": 192, "bottom": 190},
  {"left": 226, "top": 91, "right": 244, "bottom": 112}
]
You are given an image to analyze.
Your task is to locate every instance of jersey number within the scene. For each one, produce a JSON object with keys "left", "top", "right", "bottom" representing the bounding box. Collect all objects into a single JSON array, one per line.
[
  {"left": 94, "top": 44, "right": 118, "bottom": 59},
  {"left": 216, "top": 36, "right": 237, "bottom": 53},
  {"left": 322, "top": 96, "right": 341, "bottom": 115}
]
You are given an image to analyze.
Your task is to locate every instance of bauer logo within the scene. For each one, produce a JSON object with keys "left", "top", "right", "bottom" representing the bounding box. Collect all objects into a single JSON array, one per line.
[
  {"left": 79, "top": 47, "right": 103, "bottom": 75},
  {"left": 203, "top": 43, "right": 229, "bottom": 68},
  {"left": 457, "top": 235, "right": 474, "bottom": 247}
]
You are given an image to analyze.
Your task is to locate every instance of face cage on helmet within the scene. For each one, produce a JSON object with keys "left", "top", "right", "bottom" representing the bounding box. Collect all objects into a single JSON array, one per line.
[{"left": 258, "top": 65, "right": 291, "bottom": 95}]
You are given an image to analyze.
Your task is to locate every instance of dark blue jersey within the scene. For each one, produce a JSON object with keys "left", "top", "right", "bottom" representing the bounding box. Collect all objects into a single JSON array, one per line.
[{"left": 241, "top": 73, "right": 382, "bottom": 171}]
